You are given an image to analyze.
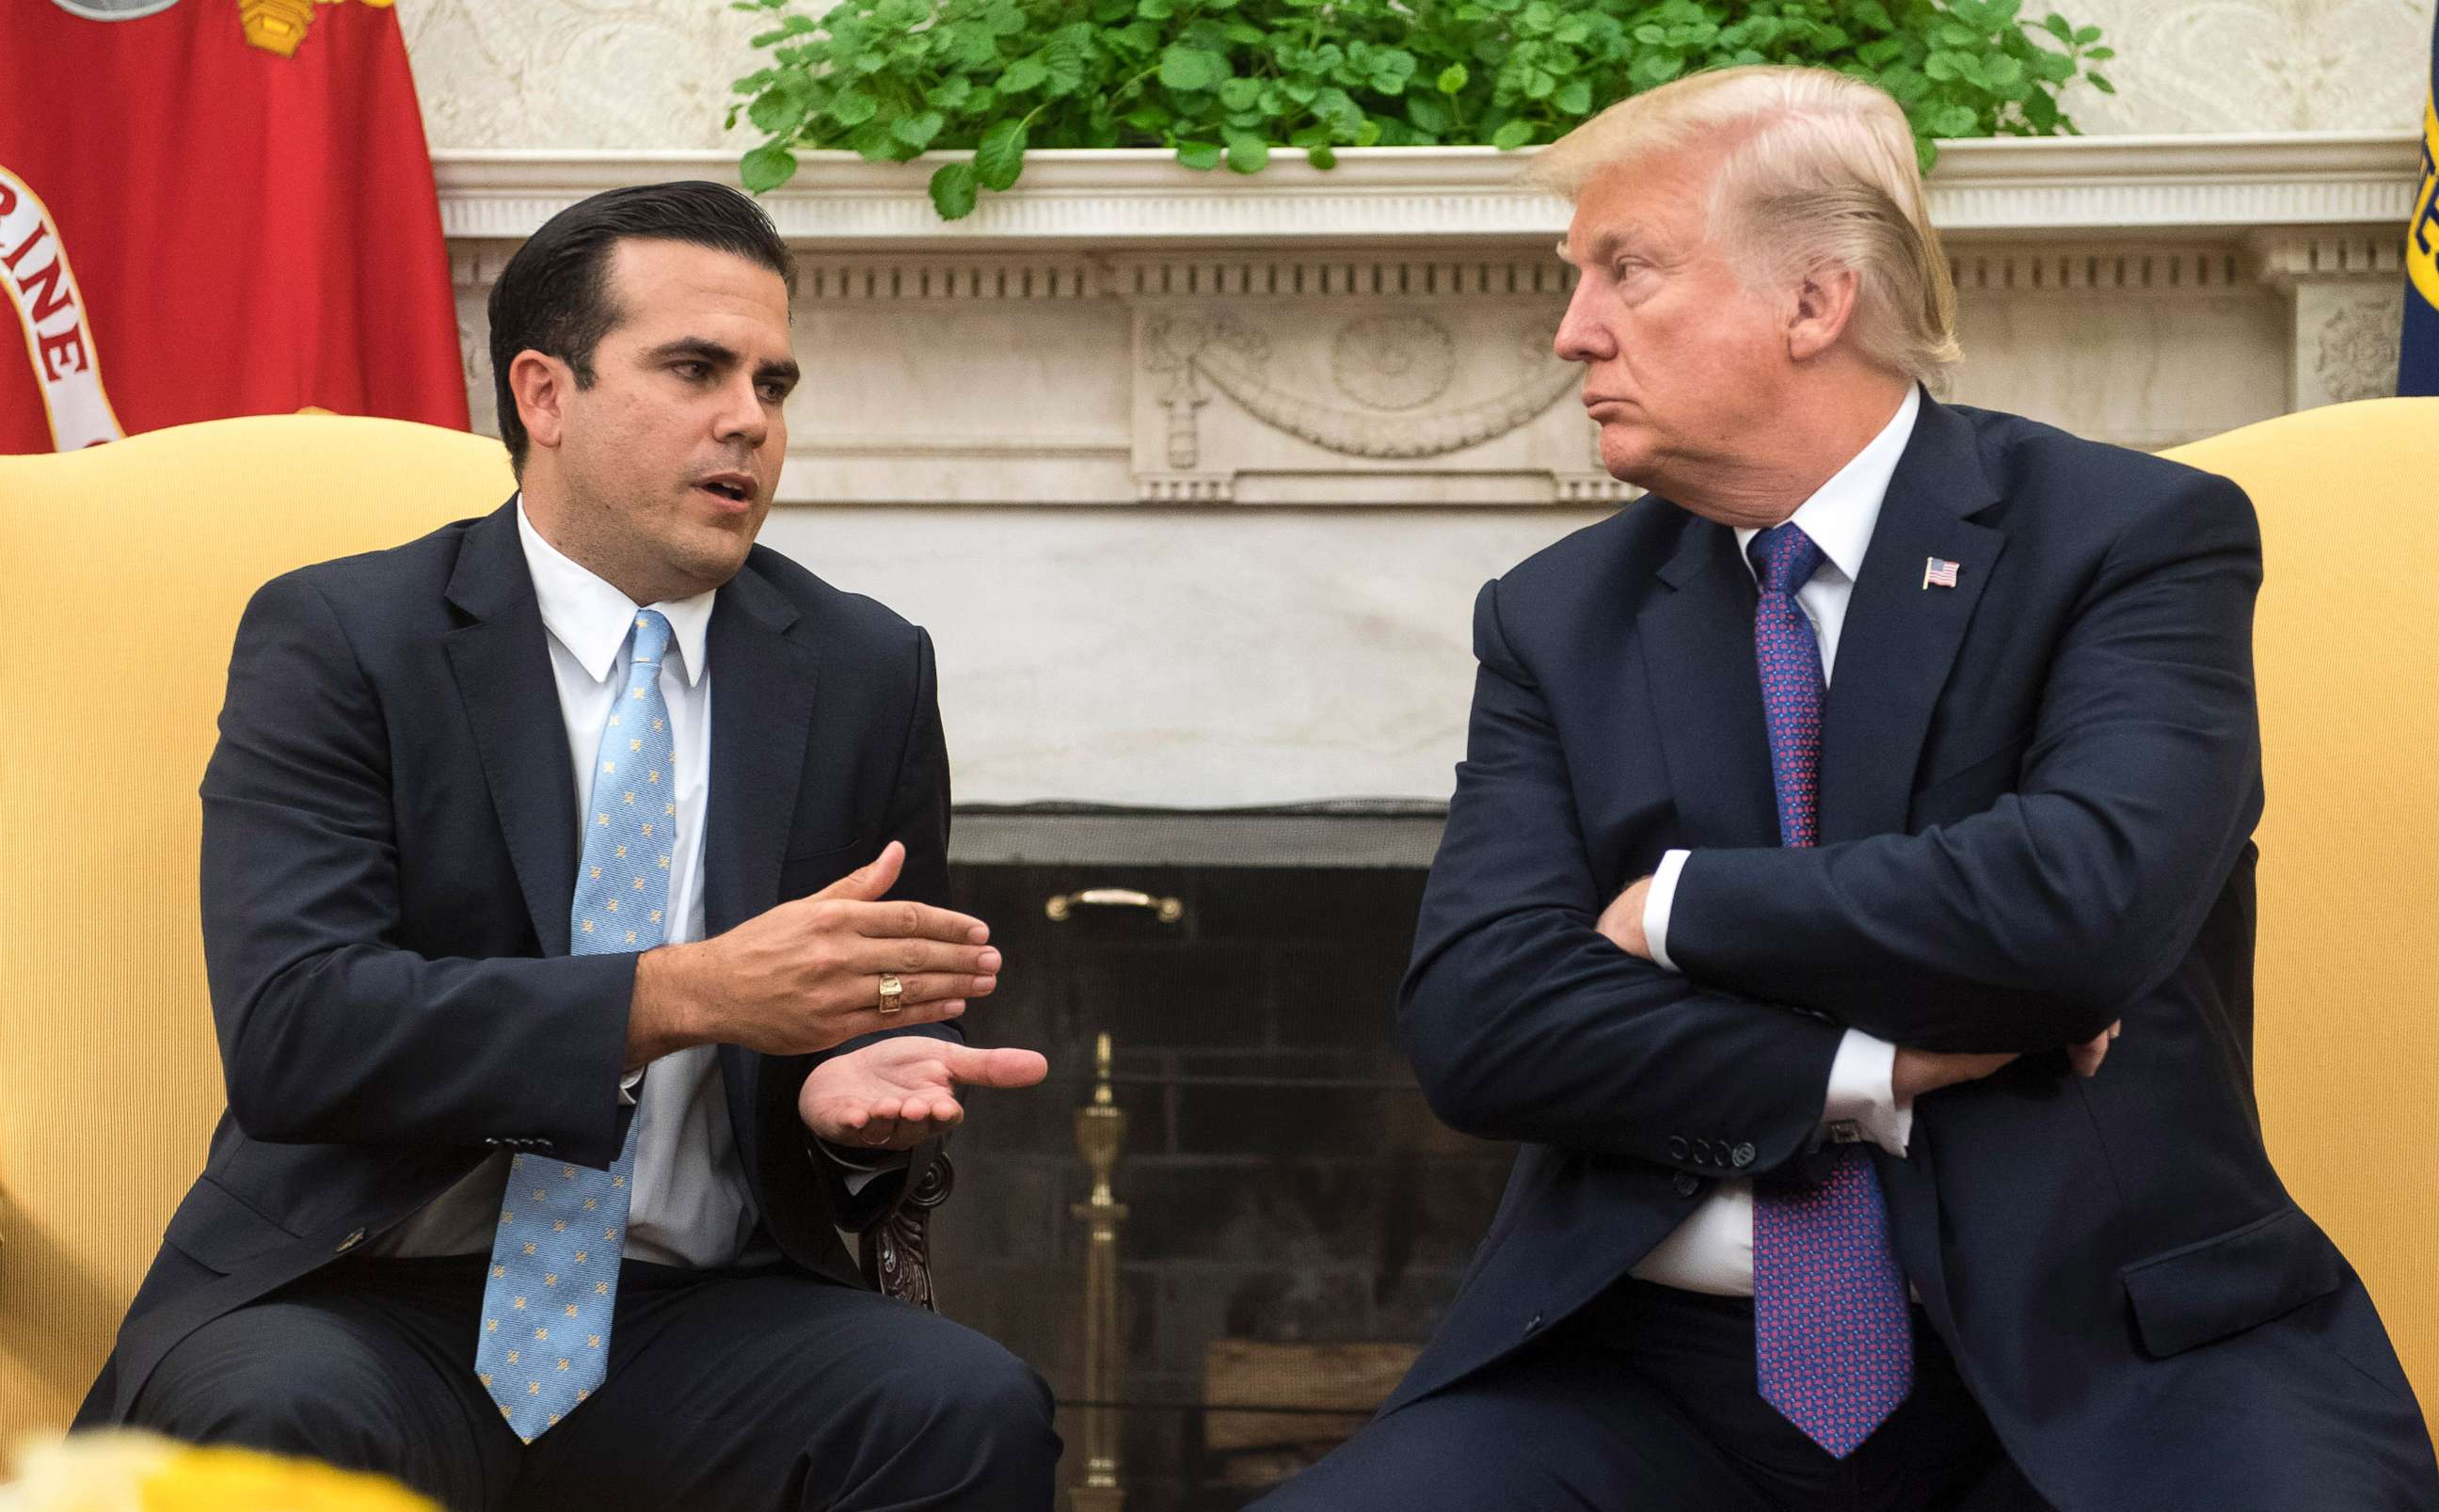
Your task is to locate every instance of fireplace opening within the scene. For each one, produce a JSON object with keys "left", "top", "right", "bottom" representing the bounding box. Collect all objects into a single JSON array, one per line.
[{"left": 935, "top": 803, "right": 1516, "bottom": 1510}]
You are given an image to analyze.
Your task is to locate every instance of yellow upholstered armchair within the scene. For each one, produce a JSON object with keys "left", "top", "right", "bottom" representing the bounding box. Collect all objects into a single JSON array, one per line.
[
  {"left": 2165, "top": 398, "right": 2439, "bottom": 1444},
  {"left": 0, "top": 416, "right": 945, "bottom": 1454}
]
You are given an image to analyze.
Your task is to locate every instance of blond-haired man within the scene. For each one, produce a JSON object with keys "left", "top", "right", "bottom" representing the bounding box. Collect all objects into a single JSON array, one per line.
[{"left": 1258, "top": 67, "right": 2438, "bottom": 1512}]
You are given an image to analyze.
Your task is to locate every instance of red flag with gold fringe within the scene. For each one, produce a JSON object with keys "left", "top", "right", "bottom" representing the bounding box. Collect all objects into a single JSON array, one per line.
[{"left": 0, "top": 0, "right": 468, "bottom": 453}]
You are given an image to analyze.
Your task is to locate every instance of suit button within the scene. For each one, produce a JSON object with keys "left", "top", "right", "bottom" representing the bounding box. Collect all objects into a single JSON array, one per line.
[
  {"left": 1691, "top": 1138, "right": 1713, "bottom": 1165},
  {"left": 1673, "top": 1171, "right": 1701, "bottom": 1197},
  {"left": 1667, "top": 1136, "right": 1689, "bottom": 1160},
  {"left": 334, "top": 1228, "right": 364, "bottom": 1254},
  {"left": 1730, "top": 1142, "right": 1757, "bottom": 1170}
]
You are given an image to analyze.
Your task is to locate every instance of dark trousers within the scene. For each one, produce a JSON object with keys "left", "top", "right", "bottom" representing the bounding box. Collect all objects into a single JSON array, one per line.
[
  {"left": 125, "top": 1253, "right": 1060, "bottom": 1512},
  {"left": 1254, "top": 1280, "right": 2056, "bottom": 1512}
]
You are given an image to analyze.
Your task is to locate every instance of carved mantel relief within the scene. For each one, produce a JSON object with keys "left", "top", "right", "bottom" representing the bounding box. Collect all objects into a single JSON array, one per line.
[{"left": 1129, "top": 263, "right": 1611, "bottom": 505}]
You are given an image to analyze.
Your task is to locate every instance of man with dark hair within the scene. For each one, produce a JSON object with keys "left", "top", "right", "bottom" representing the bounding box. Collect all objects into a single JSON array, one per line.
[{"left": 78, "top": 181, "right": 1062, "bottom": 1511}]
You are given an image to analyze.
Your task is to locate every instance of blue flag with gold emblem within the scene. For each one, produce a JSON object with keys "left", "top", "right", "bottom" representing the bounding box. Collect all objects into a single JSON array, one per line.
[{"left": 2403, "top": 11, "right": 2439, "bottom": 395}]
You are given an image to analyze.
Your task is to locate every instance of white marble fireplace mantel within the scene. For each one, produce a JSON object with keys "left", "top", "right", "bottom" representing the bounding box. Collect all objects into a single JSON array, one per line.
[
  {"left": 434, "top": 135, "right": 2421, "bottom": 807},
  {"left": 437, "top": 135, "right": 2416, "bottom": 243}
]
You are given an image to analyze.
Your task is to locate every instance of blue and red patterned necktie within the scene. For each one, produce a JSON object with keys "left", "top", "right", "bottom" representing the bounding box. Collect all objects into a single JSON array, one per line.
[{"left": 1746, "top": 523, "right": 1914, "bottom": 1458}]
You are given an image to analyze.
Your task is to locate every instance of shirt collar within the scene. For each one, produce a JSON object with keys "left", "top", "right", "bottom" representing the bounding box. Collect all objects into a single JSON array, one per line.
[
  {"left": 1732, "top": 383, "right": 1921, "bottom": 586},
  {"left": 514, "top": 495, "right": 714, "bottom": 687}
]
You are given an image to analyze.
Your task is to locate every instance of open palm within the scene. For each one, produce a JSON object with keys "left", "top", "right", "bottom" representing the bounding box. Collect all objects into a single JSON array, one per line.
[{"left": 798, "top": 1036, "right": 1048, "bottom": 1151}]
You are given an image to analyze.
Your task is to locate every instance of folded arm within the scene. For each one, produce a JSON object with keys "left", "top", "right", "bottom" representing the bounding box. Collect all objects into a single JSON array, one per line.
[
  {"left": 1399, "top": 579, "right": 1851, "bottom": 1178},
  {"left": 1665, "top": 473, "right": 2265, "bottom": 1053}
]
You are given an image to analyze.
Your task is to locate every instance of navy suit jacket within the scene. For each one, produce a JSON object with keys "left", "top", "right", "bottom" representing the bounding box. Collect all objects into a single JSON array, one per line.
[
  {"left": 1392, "top": 394, "right": 2439, "bottom": 1508},
  {"left": 80, "top": 501, "right": 954, "bottom": 1425}
]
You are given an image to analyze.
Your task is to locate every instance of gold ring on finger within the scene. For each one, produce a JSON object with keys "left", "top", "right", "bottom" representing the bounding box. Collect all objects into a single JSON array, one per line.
[{"left": 877, "top": 973, "right": 905, "bottom": 1016}]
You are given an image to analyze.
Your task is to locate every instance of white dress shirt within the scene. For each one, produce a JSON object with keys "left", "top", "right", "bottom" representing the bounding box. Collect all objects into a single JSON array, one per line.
[
  {"left": 374, "top": 500, "right": 764, "bottom": 1266},
  {"left": 1627, "top": 384, "right": 1922, "bottom": 1297}
]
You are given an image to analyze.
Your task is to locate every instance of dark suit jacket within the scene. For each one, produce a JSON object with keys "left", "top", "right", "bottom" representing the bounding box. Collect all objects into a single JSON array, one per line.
[
  {"left": 1391, "top": 393, "right": 2439, "bottom": 1508},
  {"left": 80, "top": 501, "right": 954, "bottom": 1425}
]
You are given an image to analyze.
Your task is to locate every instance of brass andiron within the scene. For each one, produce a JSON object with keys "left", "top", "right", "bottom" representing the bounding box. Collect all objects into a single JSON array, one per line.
[{"left": 1070, "top": 1033, "right": 1129, "bottom": 1512}]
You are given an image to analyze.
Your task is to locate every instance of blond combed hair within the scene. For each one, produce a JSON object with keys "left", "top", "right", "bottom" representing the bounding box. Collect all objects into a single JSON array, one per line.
[{"left": 1529, "top": 66, "right": 1960, "bottom": 380}]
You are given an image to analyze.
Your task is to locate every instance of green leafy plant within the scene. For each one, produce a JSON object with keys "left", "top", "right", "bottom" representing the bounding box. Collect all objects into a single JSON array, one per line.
[{"left": 726, "top": 0, "right": 2114, "bottom": 220}]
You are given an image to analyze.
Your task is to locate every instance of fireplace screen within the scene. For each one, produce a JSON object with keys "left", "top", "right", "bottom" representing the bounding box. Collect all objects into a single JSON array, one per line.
[{"left": 934, "top": 805, "right": 1517, "bottom": 1510}]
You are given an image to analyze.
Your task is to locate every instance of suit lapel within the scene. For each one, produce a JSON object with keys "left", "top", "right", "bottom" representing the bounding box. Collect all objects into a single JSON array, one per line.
[
  {"left": 700, "top": 561, "right": 819, "bottom": 935},
  {"left": 1816, "top": 393, "right": 2004, "bottom": 845},
  {"left": 700, "top": 560, "right": 821, "bottom": 1184},
  {"left": 1637, "top": 517, "right": 1784, "bottom": 850},
  {"left": 444, "top": 501, "right": 581, "bottom": 957}
]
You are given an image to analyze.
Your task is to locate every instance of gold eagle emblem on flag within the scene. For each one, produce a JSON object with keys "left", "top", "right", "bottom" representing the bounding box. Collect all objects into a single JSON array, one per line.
[{"left": 240, "top": 0, "right": 395, "bottom": 58}]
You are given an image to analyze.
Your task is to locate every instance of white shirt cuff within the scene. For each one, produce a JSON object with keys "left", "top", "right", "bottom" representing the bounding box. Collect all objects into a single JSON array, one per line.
[
  {"left": 1642, "top": 849, "right": 1691, "bottom": 972},
  {"left": 1824, "top": 1028, "right": 1913, "bottom": 1157},
  {"left": 617, "top": 1068, "right": 644, "bottom": 1107},
  {"left": 819, "top": 1141, "right": 909, "bottom": 1196}
]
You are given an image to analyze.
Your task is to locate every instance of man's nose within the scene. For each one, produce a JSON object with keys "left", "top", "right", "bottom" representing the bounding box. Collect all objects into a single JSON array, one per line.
[
  {"left": 1553, "top": 276, "right": 1614, "bottom": 364},
  {"left": 712, "top": 373, "right": 770, "bottom": 447}
]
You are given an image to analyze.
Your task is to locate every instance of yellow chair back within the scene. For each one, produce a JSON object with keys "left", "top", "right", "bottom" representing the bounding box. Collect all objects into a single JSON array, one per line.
[
  {"left": 2167, "top": 397, "right": 2439, "bottom": 1441},
  {"left": 0, "top": 417, "right": 514, "bottom": 1451}
]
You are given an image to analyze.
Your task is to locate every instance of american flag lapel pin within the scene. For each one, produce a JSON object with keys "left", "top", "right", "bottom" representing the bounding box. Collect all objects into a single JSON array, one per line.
[{"left": 1922, "top": 556, "right": 1961, "bottom": 590}]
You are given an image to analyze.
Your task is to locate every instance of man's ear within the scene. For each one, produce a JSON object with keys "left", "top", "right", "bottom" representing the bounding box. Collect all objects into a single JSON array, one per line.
[
  {"left": 508, "top": 350, "right": 571, "bottom": 454},
  {"left": 1787, "top": 264, "right": 1863, "bottom": 363}
]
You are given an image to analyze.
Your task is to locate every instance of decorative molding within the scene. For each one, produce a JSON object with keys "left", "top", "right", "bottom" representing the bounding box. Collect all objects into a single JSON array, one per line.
[
  {"left": 1146, "top": 311, "right": 1574, "bottom": 466},
  {"left": 432, "top": 133, "right": 2421, "bottom": 248},
  {"left": 1920, "top": 134, "right": 2418, "bottom": 231},
  {"left": 793, "top": 433, "right": 1131, "bottom": 459},
  {"left": 1556, "top": 472, "right": 1640, "bottom": 504},
  {"left": 1202, "top": 351, "right": 1572, "bottom": 461},
  {"left": 2248, "top": 230, "right": 2413, "bottom": 285},
  {"left": 2313, "top": 294, "right": 2405, "bottom": 403},
  {"left": 1948, "top": 245, "right": 2253, "bottom": 296},
  {"left": 1141, "top": 317, "right": 1223, "bottom": 471},
  {"left": 1110, "top": 255, "right": 1576, "bottom": 299},
  {"left": 796, "top": 260, "right": 1105, "bottom": 301},
  {"left": 1135, "top": 472, "right": 1235, "bottom": 504},
  {"left": 452, "top": 247, "right": 1585, "bottom": 302},
  {"left": 430, "top": 134, "right": 2423, "bottom": 513},
  {"left": 1331, "top": 314, "right": 1459, "bottom": 411}
]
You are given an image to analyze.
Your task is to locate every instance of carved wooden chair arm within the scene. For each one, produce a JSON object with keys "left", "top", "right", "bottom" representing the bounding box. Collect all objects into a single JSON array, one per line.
[{"left": 847, "top": 1147, "right": 955, "bottom": 1313}]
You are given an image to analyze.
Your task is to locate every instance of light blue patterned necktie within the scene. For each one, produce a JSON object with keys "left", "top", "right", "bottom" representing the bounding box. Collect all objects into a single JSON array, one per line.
[{"left": 474, "top": 609, "right": 678, "bottom": 1441}]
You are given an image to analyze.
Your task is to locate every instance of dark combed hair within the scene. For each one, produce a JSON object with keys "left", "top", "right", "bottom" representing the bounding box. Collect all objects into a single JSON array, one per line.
[{"left": 486, "top": 181, "right": 796, "bottom": 474}]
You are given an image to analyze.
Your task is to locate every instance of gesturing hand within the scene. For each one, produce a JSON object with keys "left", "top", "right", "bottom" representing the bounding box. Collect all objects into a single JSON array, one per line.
[
  {"left": 800, "top": 1038, "right": 1051, "bottom": 1151},
  {"left": 633, "top": 841, "right": 1000, "bottom": 1062}
]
